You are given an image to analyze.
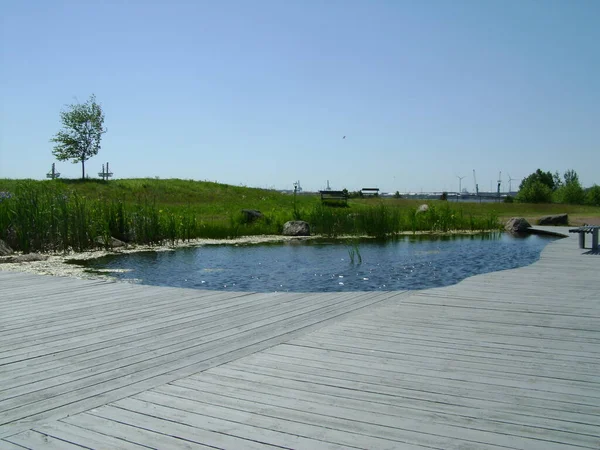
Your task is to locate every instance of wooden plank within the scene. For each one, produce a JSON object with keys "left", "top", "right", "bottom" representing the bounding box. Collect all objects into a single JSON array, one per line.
[
  {"left": 199, "top": 366, "right": 600, "bottom": 427},
  {"left": 83, "top": 405, "right": 278, "bottom": 450},
  {"left": 0, "top": 439, "right": 27, "bottom": 450},
  {"left": 227, "top": 357, "right": 600, "bottom": 408},
  {"left": 128, "top": 387, "right": 560, "bottom": 450},
  {"left": 0, "top": 291, "right": 389, "bottom": 412},
  {"left": 91, "top": 401, "right": 352, "bottom": 450},
  {"left": 62, "top": 412, "right": 214, "bottom": 450},
  {"left": 290, "top": 335, "right": 600, "bottom": 375},
  {"left": 4, "top": 430, "right": 88, "bottom": 450},
  {"left": 33, "top": 421, "right": 148, "bottom": 450},
  {"left": 168, "top": 374, "right": 600, "bottom": 448},
  {"left": 0, "top": 288, "right": 404, "bottom": 437},
  {"left": 110, "top": 396, "right": 446, "bottom": 450}
]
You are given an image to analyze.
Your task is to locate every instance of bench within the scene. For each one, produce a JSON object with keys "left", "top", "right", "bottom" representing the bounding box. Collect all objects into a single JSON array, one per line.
[
  {"left": 320, "top": 190, "right": 348, "bottom": 205},
  {"left": 361, "top": 188, "right": 380, "bottom": 197},
  {"left": 569, "top": 226, "right": 599, "bottom": 252}
]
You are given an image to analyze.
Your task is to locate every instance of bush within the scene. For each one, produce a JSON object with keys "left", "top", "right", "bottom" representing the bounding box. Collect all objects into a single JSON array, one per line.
[
  {"left": 554, "top": 182, "right": 585, "bottom": 205},
  {"left": 586, "top": 185, "right": 600, "bottom": 206},
  {"left": 516, "top": 180, "right": 553, "bottom": 203}
]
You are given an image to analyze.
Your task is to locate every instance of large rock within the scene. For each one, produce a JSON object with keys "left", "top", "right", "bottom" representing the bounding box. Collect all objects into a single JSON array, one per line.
[
  {"left": 505, "top": 217, "right": 532, "bottom": 234},
  {"left": 0, "top": 239, "right": 13, "bottom": 256},
  {"left": 416, "top": 204, "right": 429, "bottom": 214},
  {"left": 538, "top": 214, "right": 568, "bottom": 226},
  {"left": 95, "top": 236, "right": 127, "bottom": 249},
  {"left": 282, "top": 221, "right": 310, "bottom": 236},
  {"left": 241, "top": 209, "right": 264, "bottom": 223},
  {"left": 0, "top": 253, "right": 48, "bottom": 264}
]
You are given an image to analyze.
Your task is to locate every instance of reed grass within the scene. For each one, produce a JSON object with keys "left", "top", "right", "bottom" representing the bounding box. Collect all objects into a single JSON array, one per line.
[{"left": 3, "top": 178, "right": 584, "bottom": 254}]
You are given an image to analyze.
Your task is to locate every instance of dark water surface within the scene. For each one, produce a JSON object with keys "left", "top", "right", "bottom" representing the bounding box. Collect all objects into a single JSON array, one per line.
[{"left": 72, "top": 233, "right": 557, "bottom": 292}]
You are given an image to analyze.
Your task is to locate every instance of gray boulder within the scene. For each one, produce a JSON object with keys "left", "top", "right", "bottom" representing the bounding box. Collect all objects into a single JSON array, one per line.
[
  {"left": 95, "top": 236, "right": 127, "bottom": 249},
  {"left": 416, "top": 204, "right": 429, "bottom": 214},
  {"left": 538, "top": 214, "right": 568, "bottom": 226},
  {"left": 241, "top": 209, "right": 264, "bottom": 223},
  {"left": 505, "top": 217, "right": 532, "bottom": 234},
  {"left": 0, "top": 253, "right": 48, "bottom": 264},
  {"left": 282, "top": 221, "right": 310, "bottom": 236},
  {"left": 0, "top": 239, "right": 13, "bottom": 256}
]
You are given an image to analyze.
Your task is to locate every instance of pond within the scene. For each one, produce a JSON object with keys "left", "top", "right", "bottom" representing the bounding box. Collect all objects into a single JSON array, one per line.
[{"left": 71, "top": 232, "right": 557, "bottom": 292}]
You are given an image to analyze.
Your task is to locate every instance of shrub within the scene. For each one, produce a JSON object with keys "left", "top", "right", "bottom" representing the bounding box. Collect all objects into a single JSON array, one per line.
[
  {"left": 516, "top": 180, "right": 553, "bottom": 203},
  {"left": 586, "top": 185, "right": 600, "bottom": 206}
]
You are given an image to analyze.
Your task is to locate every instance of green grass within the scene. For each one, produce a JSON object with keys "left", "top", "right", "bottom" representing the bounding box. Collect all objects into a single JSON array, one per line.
[{"left": 1, "top": 178, "right": 599, "bottom": 253}]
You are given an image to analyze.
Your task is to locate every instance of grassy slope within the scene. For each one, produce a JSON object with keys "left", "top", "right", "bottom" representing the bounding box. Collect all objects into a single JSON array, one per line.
[
  {"left": 0, "top": 178, "right": 316, "bottom": 222},
  {"left": 1, "top": 178, "right": 599, "bottom": 225}
]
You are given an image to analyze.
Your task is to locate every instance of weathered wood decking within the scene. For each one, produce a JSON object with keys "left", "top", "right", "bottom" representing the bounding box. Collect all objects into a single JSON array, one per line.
[{"left": 1, "top": 227, "right": 599, "bottom": 449}]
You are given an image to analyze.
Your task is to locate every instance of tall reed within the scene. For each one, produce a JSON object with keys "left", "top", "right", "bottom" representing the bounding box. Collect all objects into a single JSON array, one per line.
[{"left": 0, "top": 182, "right": 501, "bottom": 254}]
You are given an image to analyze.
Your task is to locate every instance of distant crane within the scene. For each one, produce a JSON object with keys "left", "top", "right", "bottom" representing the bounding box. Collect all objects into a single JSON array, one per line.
[
  {"left": 472, "top": 170, "right": 479, "bottom": 196},
  {"left": 46, "top": 163, "right": 61, "bottom": 179},
  {"left": 497, "top": 171, "right": 502, "bottom": 196}
]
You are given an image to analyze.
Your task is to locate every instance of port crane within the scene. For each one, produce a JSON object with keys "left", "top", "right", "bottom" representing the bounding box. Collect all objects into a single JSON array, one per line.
[
  {"left": 497, "top": 171, "right": 502, "bottom": 195},
  {"left": 472, "top": 170, "right": 479, "bottom": 196}
]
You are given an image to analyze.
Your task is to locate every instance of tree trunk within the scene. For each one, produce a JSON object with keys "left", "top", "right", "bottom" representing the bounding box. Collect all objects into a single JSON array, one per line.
[{"left": 81, "top": 160, "right": 85, "bottom": 180}]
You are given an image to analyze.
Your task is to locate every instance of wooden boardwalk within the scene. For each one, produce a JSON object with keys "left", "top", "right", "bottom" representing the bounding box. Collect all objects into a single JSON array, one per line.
[{"left": 1, "top": 227, "right": 599, "bottom": 449}]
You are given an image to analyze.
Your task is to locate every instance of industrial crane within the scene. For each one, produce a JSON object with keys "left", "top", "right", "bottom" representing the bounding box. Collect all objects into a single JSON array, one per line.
[{"left": 497, "top": 171, "right": 502, "bottom": 196}]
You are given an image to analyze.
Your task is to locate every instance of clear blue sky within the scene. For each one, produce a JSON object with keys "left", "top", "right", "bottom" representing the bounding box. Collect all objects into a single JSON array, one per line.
[{"left": 1, "top": 0, "right": 599, "bottom": 193}]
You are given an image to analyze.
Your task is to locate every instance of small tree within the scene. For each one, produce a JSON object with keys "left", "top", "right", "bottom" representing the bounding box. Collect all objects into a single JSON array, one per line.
[
  {"left": 554, "top": 169, "right": 585, "bottom": 204},
  {"left": 586, "top": 185, "right": 600, "bottom": 206},
  {"left": 51, "top": 94, "right": 106, "bottom": 179},
  {"left": 519, "top": 169, "right": 556, "bottom": 193},
  {"left": 516, "top": 180, "right": 553, "bottom": 203}
]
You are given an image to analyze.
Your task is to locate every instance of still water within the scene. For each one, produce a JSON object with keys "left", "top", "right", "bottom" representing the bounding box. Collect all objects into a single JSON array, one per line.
[{"left": 72, "top": 233, "right": 556, "bottom": 292}]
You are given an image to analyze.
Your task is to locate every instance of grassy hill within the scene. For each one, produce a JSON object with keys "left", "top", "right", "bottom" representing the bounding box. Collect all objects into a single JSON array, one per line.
[{"left": 0, "top": 178, "right": 314, "bottom": 222}]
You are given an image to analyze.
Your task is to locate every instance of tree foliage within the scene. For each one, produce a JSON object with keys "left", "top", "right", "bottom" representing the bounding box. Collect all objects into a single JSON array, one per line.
[
  {"left": 586, "top": 185, "right": 600, "bottom": 206},
  {"left": 516, "top": 180, "right": 553, "bottom": 203},
  {"left": 51, "top": 95, "right": 106, "bottom": 179},
  {"left": 554, "top": 169, "right": 584, "bottom": 204},
  {"left": 516, "top": 169, "right": 556, "bottom": 203},
  {"left": 518, "top": 169, "right": 556, "bottom": 193},
  {"left": 517, "top": 168, "right": 590, "bottom": 205}
]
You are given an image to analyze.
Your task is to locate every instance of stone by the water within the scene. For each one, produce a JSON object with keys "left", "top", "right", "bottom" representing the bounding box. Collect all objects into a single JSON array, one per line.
[
  {"left": 538, "top": 214, "right": 568, "bottom": 226},
  {"left": 0, "top": 239, "right": 13, "bottom": 256},
  {"left": 505, "top": 217, "right": 532, "bottom": 234},
  {"left": 282, "top": 220, "right": 310, "bottom": 236},
  {"left": 0, "top": 253, "right": 48, "bottom": 264}
]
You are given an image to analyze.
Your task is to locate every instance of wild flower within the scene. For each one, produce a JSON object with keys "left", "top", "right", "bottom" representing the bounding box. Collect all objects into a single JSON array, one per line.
[{"left": 0, "top": 191, "right": 12, "bottom": 202}]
